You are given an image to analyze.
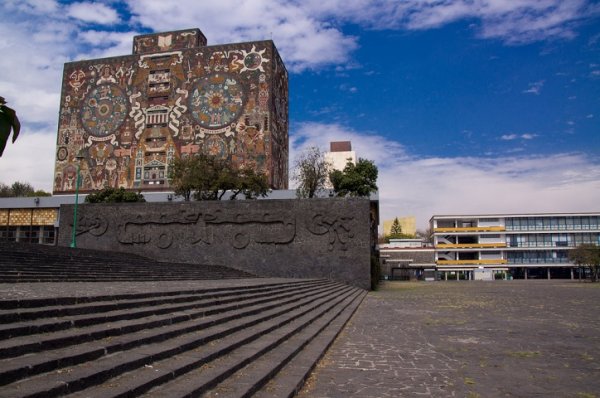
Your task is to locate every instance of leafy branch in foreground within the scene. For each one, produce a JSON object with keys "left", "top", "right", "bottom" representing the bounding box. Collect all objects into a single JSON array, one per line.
[{"left": 0, "top": 96, "right": 21, "bottom": 157}]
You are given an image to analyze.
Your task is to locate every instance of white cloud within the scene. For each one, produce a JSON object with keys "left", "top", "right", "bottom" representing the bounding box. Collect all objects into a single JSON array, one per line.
[
  {"left": 66, "top": 2, "right": 120, "bottom": 25},
  {"left": 123, "top": 0, "right": 598, "bottom": 72},
  {"left": 76, "top": 30, "right": 140, "bottom": 59},
  {"left": 0, "top": 130, "right": 56, "bottom": 192},
  {"left": 301, "top": 0, "right": 596, "bottom": 44},
  {"left": 522, "top": 80, "right": 545, "bottom": 95},
  {"left": 125, "top": 0, "right": 358, "bottom": 72},
  {"left": 0, "top": 1, "right": 598, "bottom": 229},
  {"left": 291, "top": 122, "right": 600, "bottom": 230},
  {"left": 587, "top": 114, "right": 594, "bottom": 118},
  {"left": 501, "top": 133, "right": 536, "bottom": 141}
]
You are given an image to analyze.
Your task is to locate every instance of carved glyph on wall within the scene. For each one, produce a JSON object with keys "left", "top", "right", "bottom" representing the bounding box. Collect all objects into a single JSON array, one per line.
[{"left": 306, "top": 214, "right": 355, "bottom": 251}]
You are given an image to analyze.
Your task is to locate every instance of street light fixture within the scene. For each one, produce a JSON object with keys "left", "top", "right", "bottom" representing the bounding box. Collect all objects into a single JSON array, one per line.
[{"left": 70, "top": 151, "right": 85, "bottom": 248}]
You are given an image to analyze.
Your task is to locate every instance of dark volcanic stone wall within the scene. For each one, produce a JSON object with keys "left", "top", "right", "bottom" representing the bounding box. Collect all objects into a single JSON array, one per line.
[{"left": 58, "top": 199, "right": 372, "bottom": 289}]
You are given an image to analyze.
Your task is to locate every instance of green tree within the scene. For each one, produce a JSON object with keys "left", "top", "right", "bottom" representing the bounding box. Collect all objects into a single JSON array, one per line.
[
  {"left": 569, "top": 244, "right": 600, "bottom": 282},
  {"left": 0, "top": 181, "right": 51, "bottom": 197},
  {"left": 9, "top": 181, "right": 34, "bottom": 197},
  {"left": 293, "top": 146, "right": 331, "bottom": 198},
  {"left": 0, "top": 183, "right": 10, "bottom": 197},
  {"left": 0, "top": 96, "right": 20, "bottom": 157},
  {"left": 85, "top": 187, "right": 145, "bottom": 203},
  {"left": 329, "top": 158, "right": 378, "bottom": 198},
  {"left": 168, "top": 155, "right": 203, "bottom": 201},
  {"left": 169, "top": 154, "right": 269, "bottom": 201},
  {"left": 231, "top": 166, "right": 269, "bottom": 200},
  {"left": 390, "top": 217, "right": 402, "bottom": 235}
]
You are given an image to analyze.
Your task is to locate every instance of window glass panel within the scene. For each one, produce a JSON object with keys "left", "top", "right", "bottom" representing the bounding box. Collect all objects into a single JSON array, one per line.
[
  {"left": 566, "top": 217, "right": 574, "bottom": 229},
  {"left": 42, "top": 226, "right": 55, "bottom": 245},
  {"left": 581, "top": 217, "right": 590, "bottom": 228},
  {"left": 543, "top": 218, "right": 550, "bottom": 229}
]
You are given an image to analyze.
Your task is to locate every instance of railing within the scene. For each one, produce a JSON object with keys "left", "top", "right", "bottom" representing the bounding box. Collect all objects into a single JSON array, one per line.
[
  {"left": 436, "top": 243, "right": 507, "bottom": 248},
  {"left": 437, "top": 259, "right": 508, "bottom": 265},
  {"left": 434, "top": 226, "right": 505, "bottom": 233}
]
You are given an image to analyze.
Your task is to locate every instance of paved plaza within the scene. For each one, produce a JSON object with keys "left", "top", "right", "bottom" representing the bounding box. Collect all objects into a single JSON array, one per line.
[{"left": 299, "top": 280, "right": 600, "bottom": 398}]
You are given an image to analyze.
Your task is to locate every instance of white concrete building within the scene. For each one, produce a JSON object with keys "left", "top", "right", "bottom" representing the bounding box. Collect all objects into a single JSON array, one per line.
[{"left": 430, "top": 213, "right": 600, "bottom": 280}]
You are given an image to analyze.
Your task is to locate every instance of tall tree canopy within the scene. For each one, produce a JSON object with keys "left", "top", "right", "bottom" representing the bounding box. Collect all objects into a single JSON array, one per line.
[
  {"left": 292, "top": 146, "right": 332, "bottom": 198},
  {"left": 390, "top": 217, "right": 402, "bottom": 235},
  {"left": 84, "top": 187, "right": 145, "bottom": 203},
  {"left": 569, "top": 243, "right": 600, "bottom": 282},
  {"left": 0, "top": 181, "right": 50, "bottom": 197},
  {"left": 329, "top": 158, "right": 378, "bottom": 198},
  {"left": 169, "top": 154, "right": 269, "bottom": 201}
]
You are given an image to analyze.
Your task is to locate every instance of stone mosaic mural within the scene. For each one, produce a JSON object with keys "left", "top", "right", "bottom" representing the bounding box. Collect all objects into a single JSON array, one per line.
[{"left": 53, "top": 28, "right": 288, "bottom": 194}]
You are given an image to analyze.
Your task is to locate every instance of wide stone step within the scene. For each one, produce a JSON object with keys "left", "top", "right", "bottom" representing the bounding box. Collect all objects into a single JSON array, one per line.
[
  {"left": 252, "top": 290, "right": 367, "bottom": 398},
  {"left": 0, "top": 281, "right": 342, "bottom": 386},
  {"left": 0, "top": 242, "right": 255, "bottom": 283},
  {"left": 67, "top": 286, "right": 361, "bottom": 397},
  {"left": 0, "top": 281, "right": 337, "bottom": 363},
  {"left": 189, "top": 289, "right": 365, "bottom": 398},
  {"left": 0, "top": 280, "right": 328, "bottom": 339},
  {"left": 0, "top": 282, "right": 353, "bottom": 397},
  {"left": 0, "top": 280, "right": 319, "bottom": 310}
]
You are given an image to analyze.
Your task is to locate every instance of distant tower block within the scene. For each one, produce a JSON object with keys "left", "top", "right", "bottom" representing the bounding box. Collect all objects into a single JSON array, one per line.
[
  {"left": 53, "top": 28, "right": 288, "bottom": 194},
  {"left": 326, "top": 141, "right": 356, "bottom": 171}
]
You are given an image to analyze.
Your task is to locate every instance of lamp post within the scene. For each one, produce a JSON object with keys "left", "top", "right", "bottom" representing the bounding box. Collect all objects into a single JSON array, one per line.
[{"left": 70, "top": 152, "right": 84, "bottom": 248}]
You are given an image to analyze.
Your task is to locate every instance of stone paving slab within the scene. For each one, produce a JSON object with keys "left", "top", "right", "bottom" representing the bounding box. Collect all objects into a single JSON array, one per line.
[
  {"left": 299, "top": 280, "right": 600, "bottom": 398},
  {"left": 0, "top": 278, "right": 304, "bottom": 300}
]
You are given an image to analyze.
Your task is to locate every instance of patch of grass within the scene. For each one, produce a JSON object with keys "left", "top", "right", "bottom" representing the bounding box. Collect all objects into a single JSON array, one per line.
[
  {"left": 464, "top": 377, "right": 476, "bottom": 385},
  {"left": 467, "top": 392, "right": 481, "bottom": 398},
  {"left": 508, "top": 351, "right": 541, "bottom": 358},
  {"left": 576, "top": 393, "right": 596, "bottom": 398},
  {"left": 580, "top": 353, "right": 594, "bottom": 361}
]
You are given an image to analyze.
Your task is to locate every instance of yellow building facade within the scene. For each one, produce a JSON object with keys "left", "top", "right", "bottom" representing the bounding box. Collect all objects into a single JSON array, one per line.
[{"left": 383, "top": 216, "right": 416, "bottom": 236}]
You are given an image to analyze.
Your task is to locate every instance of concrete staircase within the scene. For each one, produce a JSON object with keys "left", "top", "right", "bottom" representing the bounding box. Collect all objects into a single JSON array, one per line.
[
  {"left": 0, "top": 278, "right": 365, "bottom": 397},
  {"left": 0, "top": 242, "right": 254, "bottom": 282}
]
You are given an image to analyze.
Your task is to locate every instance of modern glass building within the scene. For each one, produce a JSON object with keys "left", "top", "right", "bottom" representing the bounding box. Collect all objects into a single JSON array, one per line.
[{"left": 430, "top": 213, "right": 600, "bottom": 280}]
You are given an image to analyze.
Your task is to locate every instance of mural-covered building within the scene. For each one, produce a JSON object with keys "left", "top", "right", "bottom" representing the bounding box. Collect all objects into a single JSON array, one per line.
[{"left": 53, "top": 28, "right": 288, "bottom": 194}]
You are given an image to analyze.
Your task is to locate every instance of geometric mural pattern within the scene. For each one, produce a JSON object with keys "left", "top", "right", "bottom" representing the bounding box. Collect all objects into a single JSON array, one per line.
[{"left": 53, "top": 28, "right": 288, "bottom": 194}]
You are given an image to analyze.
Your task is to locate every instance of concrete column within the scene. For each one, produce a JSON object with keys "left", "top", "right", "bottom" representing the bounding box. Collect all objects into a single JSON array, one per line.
[
  {"left": 570, "top": 268, "right": 574, "bottom": 280},
  {"left": 547, "top": 268, "right": 551, "bottom": 280},
  {"left": 445, "top": 272, "right": 448, "bottom": 281},
  {"left": 524, "top": 268, "right": 528, "bottom": 280}
]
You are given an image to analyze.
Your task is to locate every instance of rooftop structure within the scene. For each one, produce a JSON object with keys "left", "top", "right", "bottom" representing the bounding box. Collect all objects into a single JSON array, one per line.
[{"left": 324, "top": 141, "right": 356, "bottom": 171}]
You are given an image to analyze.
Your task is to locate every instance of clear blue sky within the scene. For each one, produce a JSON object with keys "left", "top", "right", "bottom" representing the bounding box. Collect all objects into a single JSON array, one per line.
[{"left": 1, "top": 0, "right": 599, "bottom": 228}]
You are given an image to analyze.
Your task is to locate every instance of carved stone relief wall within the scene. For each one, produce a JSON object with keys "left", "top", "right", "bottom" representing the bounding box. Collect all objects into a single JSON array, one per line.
[
  {"left": 58, "top": 199, "right": 372, "bottom": 289},
  {"left": 53, "top": 29, "right": 288, "bottom": 194}
]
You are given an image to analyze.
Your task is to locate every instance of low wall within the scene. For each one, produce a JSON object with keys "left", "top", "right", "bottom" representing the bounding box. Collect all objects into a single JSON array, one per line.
[{"left": 58, "top": 198, "right": 374, "bottom": 289}]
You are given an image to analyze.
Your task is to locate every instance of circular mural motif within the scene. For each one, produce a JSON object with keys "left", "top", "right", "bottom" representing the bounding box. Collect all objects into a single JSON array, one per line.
[
  {"left": 57, "top": 146, "right": 68, "bottom": 162},
  {"left": 80, "top": 84, "right": 128, "bottom": 137},
  {"left": 205, "top": 135, "right": 228, "bottom": 158},
  {"left": 189, "top": 74, "right": 245, "bottom": 129},
  {"left": 244, "top": 53, "right": 262, "bottom": 70}
]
